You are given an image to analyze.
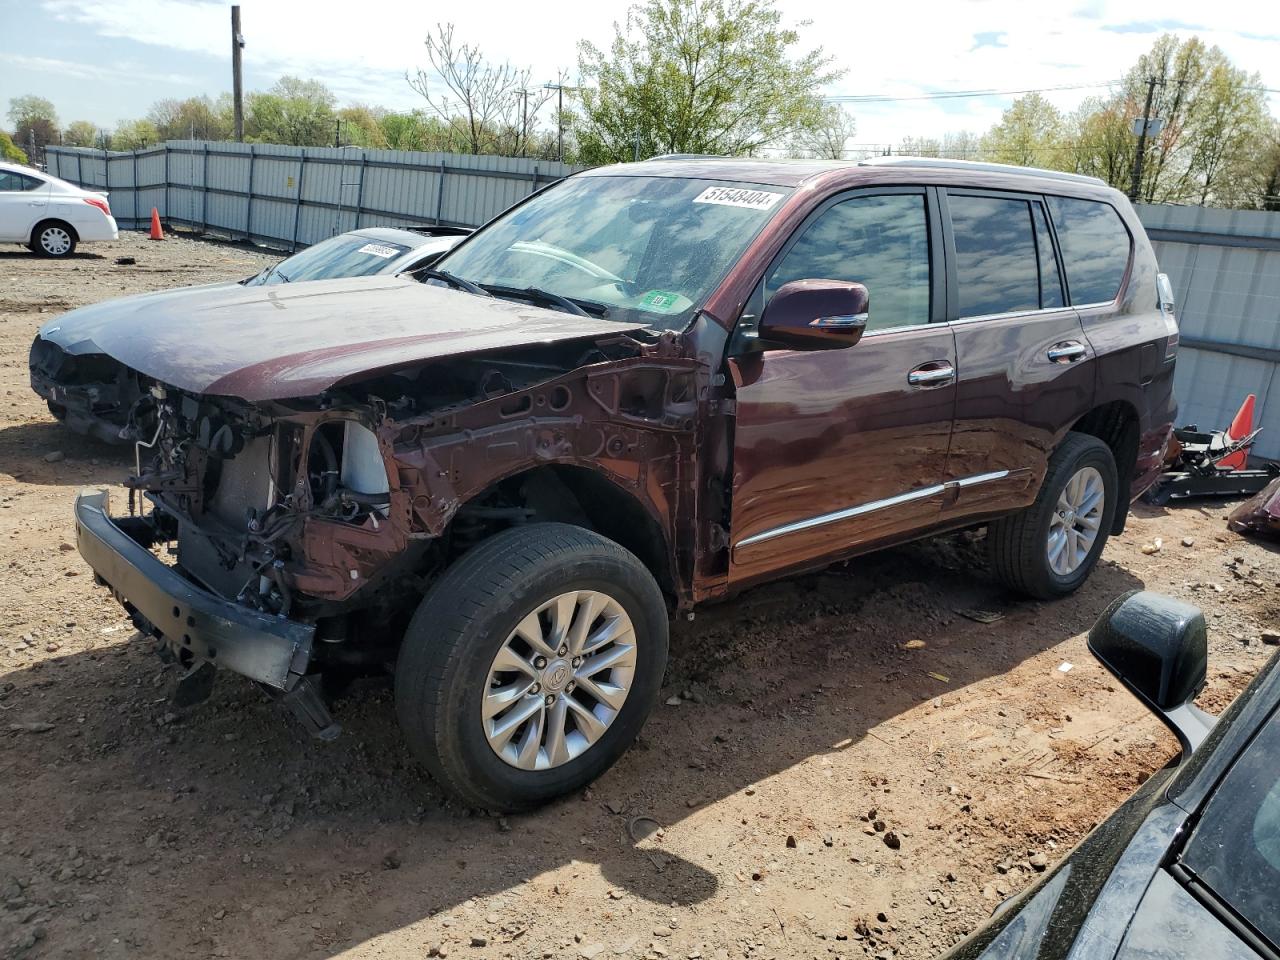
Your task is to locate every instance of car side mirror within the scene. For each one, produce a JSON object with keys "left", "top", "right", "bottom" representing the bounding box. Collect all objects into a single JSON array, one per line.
[
  {"left": 1088, "top": 590, "right": 1215, "bottom": 752},
  {"left": 758, "top": 280, "right": 869, "bottom": 349}
]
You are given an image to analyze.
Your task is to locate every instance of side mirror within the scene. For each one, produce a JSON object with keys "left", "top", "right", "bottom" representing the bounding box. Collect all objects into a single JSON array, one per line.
[
  {"left": 1088, "top": 590, "right": 1215, "bottom": 752},
  {"left": 758, "top": 279, "right": 869, "bottom": 349}
]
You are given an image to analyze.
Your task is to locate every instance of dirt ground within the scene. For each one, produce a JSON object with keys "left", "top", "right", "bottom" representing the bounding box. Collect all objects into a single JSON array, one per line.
[{"left": 1, "top": 232, "right": 1277, "bottom": 960}]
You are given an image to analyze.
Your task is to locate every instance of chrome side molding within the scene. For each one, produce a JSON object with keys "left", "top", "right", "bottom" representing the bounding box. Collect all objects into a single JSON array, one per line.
[{"left": 734, "top": 470, "right": 1011, "bottom": 550}]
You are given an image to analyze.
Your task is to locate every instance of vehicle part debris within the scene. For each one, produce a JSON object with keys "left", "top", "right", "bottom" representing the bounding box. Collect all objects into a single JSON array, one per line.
[{"left": 1146, "top": 395, "right": 1277, "bottom": 504}]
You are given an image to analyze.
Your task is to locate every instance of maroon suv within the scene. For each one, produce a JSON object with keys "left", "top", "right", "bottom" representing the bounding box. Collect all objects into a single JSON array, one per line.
[{"left": 62, "top": 156, "right": 1177, "bottom": 810}]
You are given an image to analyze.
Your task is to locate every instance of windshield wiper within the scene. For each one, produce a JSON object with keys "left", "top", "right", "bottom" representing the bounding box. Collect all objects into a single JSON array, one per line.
[
  {"left": 480, "top": 284, "right": 609, "bottom": 318},
  {"left": 421, "top": 269, "right": 492, "bottom": 297}
]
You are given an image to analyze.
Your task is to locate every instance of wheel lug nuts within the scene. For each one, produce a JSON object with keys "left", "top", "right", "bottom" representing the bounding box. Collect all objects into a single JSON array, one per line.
[
  {"left": 545, "top": 694, "right": 556, "bottom": 706},
  {"left": 534, "top": 657, "right": 548, "bottom": 668},
  {"left": 558, "top": 645, "right": 568, "bottom": 656},
  {"left": 571, "top": 657, "right": 582, "bottom": 667},
  {"left": 530, "top": 683, "right": 540, "bottom": 694},
  {"left": 566, "top": 681, "right": 576, "bottom": 692}
]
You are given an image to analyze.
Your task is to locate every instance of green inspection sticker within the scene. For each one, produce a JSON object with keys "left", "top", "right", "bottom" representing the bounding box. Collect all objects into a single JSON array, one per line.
[{"left": 639, "top": 289, "right": 684, "bottom": 312}]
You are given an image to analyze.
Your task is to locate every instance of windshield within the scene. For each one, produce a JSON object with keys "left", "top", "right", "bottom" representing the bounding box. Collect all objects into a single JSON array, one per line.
[
  {"left": 434, "top": 175, "right": 791, "bottom": 331},
  {"left": 252, "top": 234, "right": 411, "bottom": 285}
]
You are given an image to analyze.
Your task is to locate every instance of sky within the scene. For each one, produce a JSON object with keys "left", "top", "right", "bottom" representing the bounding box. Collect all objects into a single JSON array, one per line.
[{"left": 1, "top": 0, "right": 1277, "bottom": 148}]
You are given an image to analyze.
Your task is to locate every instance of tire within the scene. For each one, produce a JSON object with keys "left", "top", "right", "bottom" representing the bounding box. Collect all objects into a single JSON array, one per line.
[
  {"left": 31, "top": 221, "right": 77, "bottom": 258},
  {"left": 988, "top": 432, "right": 1118, "bottom": 600},
  {"left": 395, "top": 522, "right": 669, "bottom": 811}
]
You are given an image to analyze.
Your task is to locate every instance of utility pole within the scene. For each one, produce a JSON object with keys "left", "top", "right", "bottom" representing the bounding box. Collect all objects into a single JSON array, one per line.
[
  {"left": 231, "top": 5, "right": 245, "bottom": 142},
  {"left": 543, "top": 82, "right": 567, "bottom": 162},
  {"left": 334, "top": 118, "right": 342, "bottom": 148},
  {"left": 1129, "top": 77, "right": 1160, "bottom": 203},
  {"left": 517, "top": 89, "right": 531, "bottom": 158}
]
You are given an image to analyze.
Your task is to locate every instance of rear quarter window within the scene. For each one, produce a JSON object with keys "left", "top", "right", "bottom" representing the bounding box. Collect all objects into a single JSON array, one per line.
[{"left": 1046, "top": 197, "right": 1131, "bottom": 305}]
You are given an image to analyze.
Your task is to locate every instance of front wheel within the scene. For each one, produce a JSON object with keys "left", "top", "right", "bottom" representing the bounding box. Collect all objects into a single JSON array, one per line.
[
  {"left": 988, "top": 433, "right": 1118, "bottom": 600},
  {"left": 395, "top": 523, "right": 669, "bottom": 811}
]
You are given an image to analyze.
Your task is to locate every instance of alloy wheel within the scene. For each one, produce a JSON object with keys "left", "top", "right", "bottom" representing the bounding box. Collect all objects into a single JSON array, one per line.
[
  {"left": 482, "top": 590, "right": 636, "bottom": 771},
  {"left": 1047, "top": 465, "right": 1106, "bottom": 576}
]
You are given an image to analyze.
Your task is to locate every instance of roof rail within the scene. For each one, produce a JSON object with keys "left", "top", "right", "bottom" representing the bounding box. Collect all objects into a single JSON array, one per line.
[
  {"left": 858, "top": 155, "right": 1107, "bottom": 187},
  {"left": 648, "top": 153, "right": 728, "bottom": 161}
]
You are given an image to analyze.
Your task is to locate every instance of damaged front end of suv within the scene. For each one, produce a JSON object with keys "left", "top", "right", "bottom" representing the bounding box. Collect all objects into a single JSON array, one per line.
[{"left": 75, "top": 297, "right": 701, "bottom": 740}]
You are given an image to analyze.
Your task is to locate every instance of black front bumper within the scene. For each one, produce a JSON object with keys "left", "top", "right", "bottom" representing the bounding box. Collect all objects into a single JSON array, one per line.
[{"left": 75, "top": 489, "right": 315, "bottom": 691}]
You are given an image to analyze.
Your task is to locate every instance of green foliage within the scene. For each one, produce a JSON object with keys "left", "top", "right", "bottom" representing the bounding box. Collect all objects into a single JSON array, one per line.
[
  {"left": 7, "top": 95, "right": 57, "bottom": 130},
  {"left": 979, "top": 93, "right": 1067, "bottom": 168},
  {"left": 147, "top": 96, "right": 234, "bottom": 141},
  {"left": 337, "top": 105, "right": 388, "bottom": 148},
  {"left": 113, "top": 119, "right": 160, "bottom": 151},
  {"left": 245, "top": 76, "right": 338, "bottom": 146},
  {"left": 63, "top": 120, "right": 98, "bottom": 148},
  {"left": 7, "top": 94, "right": 59, "bottom": 151},
  {"left": 575, "top": 0, "right": 842, "bottom": 163},
  {"left": 0, "top": 131, "right": 27, "bottom": 163}
]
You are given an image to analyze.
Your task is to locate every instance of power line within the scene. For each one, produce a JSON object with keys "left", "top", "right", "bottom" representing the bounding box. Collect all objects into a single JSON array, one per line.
[
  {"left": 825, "top": 81, "right": 1121, "bottom": 104},
  {"left": 825, "top": 79, "right": 1280, "bottom": 104}
]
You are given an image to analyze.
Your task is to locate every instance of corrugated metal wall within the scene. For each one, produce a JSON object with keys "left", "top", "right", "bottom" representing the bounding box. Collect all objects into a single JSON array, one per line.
[
  {"left": 1137, "top": 203, "right": 1280, "bottom": 461},
  {"left": 44, "top": 141, "right": 581, "bottom": 251}
]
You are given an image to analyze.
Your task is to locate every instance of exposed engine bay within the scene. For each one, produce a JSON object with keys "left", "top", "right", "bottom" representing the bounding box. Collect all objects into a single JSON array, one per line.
[{"left": 120, "top": 332, "right": 703, "bottom": 677}]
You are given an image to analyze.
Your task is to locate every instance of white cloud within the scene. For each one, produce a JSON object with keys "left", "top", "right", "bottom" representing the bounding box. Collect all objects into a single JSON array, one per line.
[
  {"left": 0, "top": 52, "right": 198, "bottom": 88},
  {"left": 34, "top": 0, "right": 1280, "bottom": 145}
]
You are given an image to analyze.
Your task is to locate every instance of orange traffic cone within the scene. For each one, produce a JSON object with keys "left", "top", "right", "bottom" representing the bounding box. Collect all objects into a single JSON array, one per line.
[
  {"left": 149, "top": 208, "right": 164, "bottom": 241},
  {"left": 1218, "top": 394, "right": 1255, "bottom": 471}
]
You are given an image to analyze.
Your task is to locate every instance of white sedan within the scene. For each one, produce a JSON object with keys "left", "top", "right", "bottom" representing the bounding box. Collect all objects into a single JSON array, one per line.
[{"left": 0, "top": 160, "right": 118, "bottom": 257}]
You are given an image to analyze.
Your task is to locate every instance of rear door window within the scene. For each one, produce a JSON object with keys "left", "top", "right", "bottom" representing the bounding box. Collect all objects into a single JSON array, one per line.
[
  {"left": 766, "top": 193, "right": 931, "bottom": 332},
  {"left": 1046, "top": 197, "right": 1131, "bottom": 304},
  {"left": 0, "top": 171, "right": 42, "bottom": 192},
  {"left": 948, "top": 195, "right": 1040, "bottom": 318}
]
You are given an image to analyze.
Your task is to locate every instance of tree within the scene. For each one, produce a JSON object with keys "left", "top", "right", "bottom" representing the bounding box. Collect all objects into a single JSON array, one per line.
[
  {"left": 979, "top": 93, "right": 1067, "bottom": 168},
  {"left": 379, "top": 110, "right": 445, "bottom": 151},
  {"left": 245, "top": 77, "right": 337, "bottom": 146},
  {"left": 896, "top": 131, "right": 980, "bottom": 160},
  {"left": 147, "top": 96, "right": 234, "bottom": 141},
  {"left": 114, "top": 119, "right": 159, "bottom": 151},
  {"left": 337, "top": 105, "right": 389, "bottom": 148},
  {"left": 575, "top": 0, "right": 842, "bottom": 163},
  {"left": 407, "top": 23, "right": 550, "bottom": 156},
  {"left": 7, "top": 94, "right": 59, "bottom": 153},
  {"left": 63, "top": 120, "right": 98, "bottom": 148},
  {"left": 789, "top": 104, "right": 856, "bottom": 159},
  {"left": 1063, "top": 96, "right": 1133, "bottom": 184},
  {"left": 0, "top": 131, "right": 27, "bottom": 163}
]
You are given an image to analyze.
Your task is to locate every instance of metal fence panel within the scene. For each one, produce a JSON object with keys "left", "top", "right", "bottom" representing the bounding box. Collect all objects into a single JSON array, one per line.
[
  {"left": 46, "top": 140, "right": 580, "bottom": 247},
  {"left": 1138, "top": 203, "right": 1280, "bottom": 460}
]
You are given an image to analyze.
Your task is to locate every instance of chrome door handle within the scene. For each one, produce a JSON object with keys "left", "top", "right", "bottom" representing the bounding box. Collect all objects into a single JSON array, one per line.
[
  {"left": 908, "top": 362, "right": 955, "bottom": 386},
  {"left": 1047, "top": 341, "right": 1087, "bottom": 362}
]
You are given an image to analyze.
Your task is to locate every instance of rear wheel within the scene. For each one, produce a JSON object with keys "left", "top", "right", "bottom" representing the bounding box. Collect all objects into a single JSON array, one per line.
[
  {"left": 988, "top": 433, "right": 1118, "bottom": 599},
  {"left": 31, "top": 222, "right": 77, "bottom": 258},
  {"left": 395, "top": 523, "right": 668, "bottom": 811}
]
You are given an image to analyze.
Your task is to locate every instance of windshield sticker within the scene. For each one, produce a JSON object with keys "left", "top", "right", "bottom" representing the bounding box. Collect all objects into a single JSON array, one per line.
[
  {"left": 692, "top": 186, "right": 783, "bottom": 210},
  {"left": 356, "top": 243, "right": 400, "bottom": 258},
  {"left": 639, "top": 290, "right": 690, "bottom": 313}
]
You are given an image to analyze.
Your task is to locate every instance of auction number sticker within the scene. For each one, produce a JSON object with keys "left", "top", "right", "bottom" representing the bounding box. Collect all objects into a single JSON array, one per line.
[
  {"left": 692, "top": 186, "right": 783, "bottom": 210},
  {"left": 357, "top": 243, "right": 400, "bottom": 258}
]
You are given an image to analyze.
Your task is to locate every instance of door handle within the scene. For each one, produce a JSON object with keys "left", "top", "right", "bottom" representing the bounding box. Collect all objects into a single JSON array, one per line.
[
  {"left": 907, "top": 362, "right": 955, "bottom": 387},
  {"left": 1047, "top": 341, "right": 1087, "bottom": 363}
]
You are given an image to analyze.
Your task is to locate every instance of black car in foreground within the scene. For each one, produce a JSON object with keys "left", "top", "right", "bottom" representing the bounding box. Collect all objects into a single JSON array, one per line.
[{"left": 948, "top": 590, "right": 1279, "bottom": 960}]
